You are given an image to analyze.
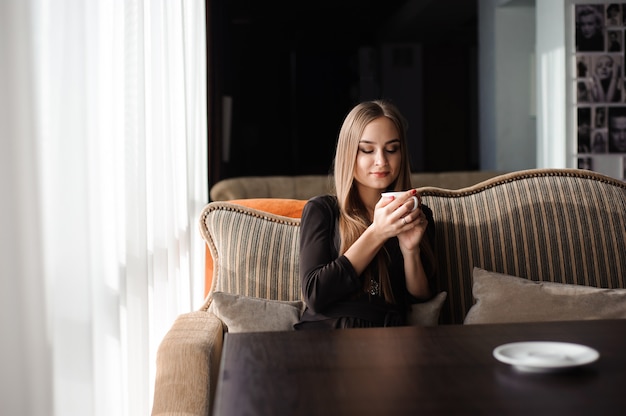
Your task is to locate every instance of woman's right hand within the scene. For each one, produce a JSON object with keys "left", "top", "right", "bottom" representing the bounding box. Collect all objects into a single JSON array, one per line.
[{"left": 372, "top": 190, "right": 419, "bottom": 239}]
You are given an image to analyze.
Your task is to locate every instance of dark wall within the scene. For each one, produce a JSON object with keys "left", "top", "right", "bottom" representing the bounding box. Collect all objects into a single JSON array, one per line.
[
  {"left": 208, "top": 0, "right": 478, "bottom": 187},
  {"left": 423, "top": 44, "right": 479, "bottom": 171}
]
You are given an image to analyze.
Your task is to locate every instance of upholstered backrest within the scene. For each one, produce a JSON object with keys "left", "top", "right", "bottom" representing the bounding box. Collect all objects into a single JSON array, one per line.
[
  {"left": 199, "top": 202, "right": 302, "bottom": 309},
  {"left": 202, "top": 198, "right": 307, "bottom": 297},
  {"left": 420, "top": 168, "right": 626, "bottom": 325},
  {"left": 210, "top": 175, "right": 333, "bottom": 201},
  {"left": 209, "top": 171, "right": 504, "bottom": 201}
]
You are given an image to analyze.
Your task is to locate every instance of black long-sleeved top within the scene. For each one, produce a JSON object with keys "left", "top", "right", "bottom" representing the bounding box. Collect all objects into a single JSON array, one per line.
[{"left": 294, "top": 195, "right": 435, "bottom": 330}]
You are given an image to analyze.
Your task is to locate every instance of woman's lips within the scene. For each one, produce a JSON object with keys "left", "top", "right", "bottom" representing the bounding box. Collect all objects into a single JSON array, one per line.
[{"left": 371, "top": 171, "right": 389, "bottom": 178}]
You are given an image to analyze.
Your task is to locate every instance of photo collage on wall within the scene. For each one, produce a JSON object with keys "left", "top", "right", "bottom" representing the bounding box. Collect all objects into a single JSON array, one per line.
[{"left": 575, "top": 3, "right": 626, "bottom": 180}]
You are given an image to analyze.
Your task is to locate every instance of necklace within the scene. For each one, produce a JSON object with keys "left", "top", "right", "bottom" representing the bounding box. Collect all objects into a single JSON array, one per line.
[{"left": 368, "top": 278, "right": 380, "bottom": 296}]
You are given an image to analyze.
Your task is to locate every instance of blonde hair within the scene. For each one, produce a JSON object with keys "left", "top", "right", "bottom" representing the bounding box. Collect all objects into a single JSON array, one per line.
[
  {"left": 577, "top": 5, "right": 603, "bottom": 27},
  {"left": 332, "top": 100, "right": 434, "bottom": 303}
]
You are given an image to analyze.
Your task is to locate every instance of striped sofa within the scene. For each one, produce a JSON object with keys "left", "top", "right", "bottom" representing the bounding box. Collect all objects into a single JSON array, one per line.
[{"left": 151, "top": 168, "right": 626, "bottom": 416}]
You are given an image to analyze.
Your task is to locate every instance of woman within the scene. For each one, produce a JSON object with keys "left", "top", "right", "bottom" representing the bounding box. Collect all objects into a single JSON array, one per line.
[
  {"left": 576, "top": 5, "right": 604, "bottom": 52},
  {"left": 590, "top": 55, "right": 621, "bottom": 103},
  {"left": 294, "top": 100, "right": 437, "bottom": 330}
]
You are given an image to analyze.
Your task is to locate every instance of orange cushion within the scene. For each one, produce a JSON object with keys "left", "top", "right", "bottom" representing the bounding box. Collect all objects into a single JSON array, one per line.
[{"left": 204, "top": 198, "right": 308, "bottom": 297}]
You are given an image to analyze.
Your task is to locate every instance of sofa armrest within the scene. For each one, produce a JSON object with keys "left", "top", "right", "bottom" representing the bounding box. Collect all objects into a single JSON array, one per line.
[{"left": 152, "top": 311, "right": 224, "bottom": 416}]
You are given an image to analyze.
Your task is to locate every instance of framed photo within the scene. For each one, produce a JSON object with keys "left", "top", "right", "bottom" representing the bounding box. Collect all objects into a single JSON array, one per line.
[{"left": 573, "top": 2, "right": 626, "bottom": 179}]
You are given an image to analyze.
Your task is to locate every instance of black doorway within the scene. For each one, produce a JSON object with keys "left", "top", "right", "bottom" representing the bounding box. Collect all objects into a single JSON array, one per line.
[{"left": 207, "top": 0, "right": 478, "bottom": 186}]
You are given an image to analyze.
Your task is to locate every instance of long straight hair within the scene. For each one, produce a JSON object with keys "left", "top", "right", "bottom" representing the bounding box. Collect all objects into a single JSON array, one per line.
[{"left": 333, "top": 100, "right": 434, "bottom": 303}]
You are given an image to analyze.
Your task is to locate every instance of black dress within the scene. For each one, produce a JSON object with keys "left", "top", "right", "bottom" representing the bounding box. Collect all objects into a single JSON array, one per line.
[
  {"left": 294, "top": 195, "right": 435, "bottom": 330},
  {"left": 576, "top": 32, "right": 604, "bottom": 52}
]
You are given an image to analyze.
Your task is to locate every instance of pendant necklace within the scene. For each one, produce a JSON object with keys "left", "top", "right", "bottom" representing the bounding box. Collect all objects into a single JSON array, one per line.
[{"left": 368, "top": 278, "right": 380, "bottom": 296}]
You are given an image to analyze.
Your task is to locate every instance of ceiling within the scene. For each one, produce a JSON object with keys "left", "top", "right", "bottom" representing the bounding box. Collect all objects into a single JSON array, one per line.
[{"left": 226, "top": 0, "right": 478, "bottom": 47}]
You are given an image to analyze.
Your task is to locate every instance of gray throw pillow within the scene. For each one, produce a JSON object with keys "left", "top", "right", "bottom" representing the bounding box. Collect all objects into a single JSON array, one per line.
[
  {"left": 208, "top": 292, "right": 304, "bottom": 333},
  {"left": 464, "top": 267, "right": 626, "bottom": 324},
  {"left": 407, "top": 291, "right": 447, "bottom": 326}
]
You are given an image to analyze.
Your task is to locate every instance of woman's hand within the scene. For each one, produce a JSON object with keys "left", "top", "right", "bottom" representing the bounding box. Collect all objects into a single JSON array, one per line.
[
  {"left": 374, "top": 189, "right": 427, "bottom": 251},
  {"left": 606, "top": 63, "right": 621, "bottom": 102},
  {"left": 396, "top": 205, "right": 428, "bottom": 253},
  {"left": 589, "top": 76, "right": 604, "bottom": 102}
]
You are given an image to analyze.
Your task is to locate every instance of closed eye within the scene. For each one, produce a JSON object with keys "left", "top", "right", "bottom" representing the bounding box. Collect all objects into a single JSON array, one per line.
[{"left": 358, "top": 142, "right": 401, "bottom": 154}]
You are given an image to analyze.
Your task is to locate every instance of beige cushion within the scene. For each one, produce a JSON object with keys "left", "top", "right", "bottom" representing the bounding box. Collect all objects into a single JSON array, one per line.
[
  {"left": 464, "top": 267, "right": 626, "bottom": 324},
  {"left": 209, "top": 292, "right": 304, "bottom": 333},
  {"left": 407, "top": 291, "right": 448, "bottom": 326}
]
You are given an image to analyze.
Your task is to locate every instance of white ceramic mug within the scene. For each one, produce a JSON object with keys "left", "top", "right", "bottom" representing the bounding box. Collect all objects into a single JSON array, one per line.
[{"left": 381, "top": 191, "right": 419, "bottom": 212}]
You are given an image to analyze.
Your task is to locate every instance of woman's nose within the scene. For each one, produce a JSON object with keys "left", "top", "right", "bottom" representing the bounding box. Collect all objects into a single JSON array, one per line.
[{"left": 375, "top": 150, "right": 387, "bottom": 165}]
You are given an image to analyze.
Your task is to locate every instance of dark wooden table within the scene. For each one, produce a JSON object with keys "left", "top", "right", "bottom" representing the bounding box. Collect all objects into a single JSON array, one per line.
[{"left": 213, "top": 320, "right": 626, "bottom": 416}]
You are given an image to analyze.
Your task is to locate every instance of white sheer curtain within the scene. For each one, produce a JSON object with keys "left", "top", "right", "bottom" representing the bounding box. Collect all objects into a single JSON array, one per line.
[{"left": 0, "top": 1, "right": 207, "bottom": 415}]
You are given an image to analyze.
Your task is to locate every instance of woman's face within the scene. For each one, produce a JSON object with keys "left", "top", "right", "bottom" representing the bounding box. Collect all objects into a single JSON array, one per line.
[
  {"left": 595, "top": 56, "right": 614, "bottom": 80},
  {"left": 353, "top": 116, "right": 402, "bottom": 195},
  {"left": 580, "top": 14, "right": 599, "bottom": 39}
]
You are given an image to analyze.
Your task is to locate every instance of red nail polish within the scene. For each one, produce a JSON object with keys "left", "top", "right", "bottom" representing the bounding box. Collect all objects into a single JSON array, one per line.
[{"left": 411, "top": 189, "right": 417, "bottom": 195}]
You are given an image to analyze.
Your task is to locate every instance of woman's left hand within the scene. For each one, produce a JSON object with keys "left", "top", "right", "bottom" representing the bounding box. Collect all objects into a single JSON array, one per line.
[{"left": 397, "top": 206, "right": 428, "bottom": 252}]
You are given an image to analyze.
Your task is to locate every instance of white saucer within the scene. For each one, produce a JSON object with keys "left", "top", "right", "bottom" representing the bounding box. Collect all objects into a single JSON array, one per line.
[{"left": 493, "top": 341, "right": 599, "bottom": 372}]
